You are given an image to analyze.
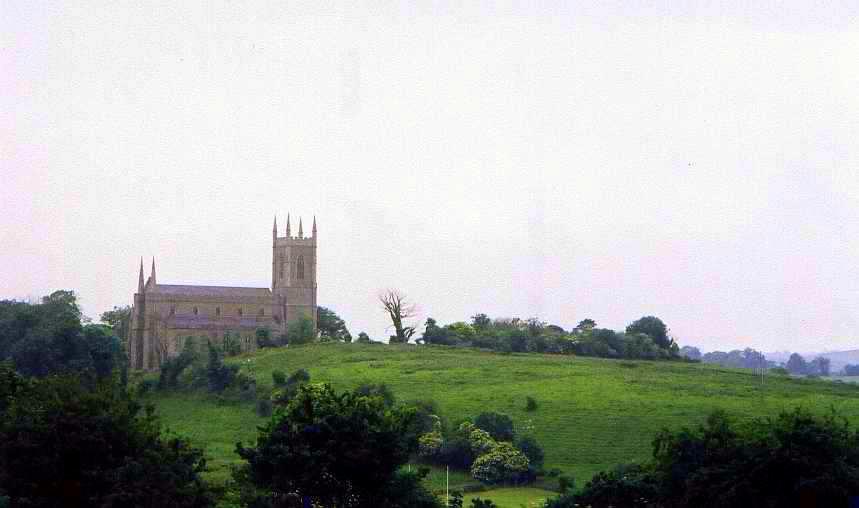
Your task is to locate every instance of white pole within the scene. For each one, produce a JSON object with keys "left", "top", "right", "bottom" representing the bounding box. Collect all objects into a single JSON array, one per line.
[{"left": 446, "top": 466, "right": 449, "bottom": 506}]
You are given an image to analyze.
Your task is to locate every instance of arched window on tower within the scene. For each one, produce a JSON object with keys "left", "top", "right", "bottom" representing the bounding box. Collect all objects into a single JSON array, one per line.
[
  {"left": 297, "top": 255, "right": 305, "bottom": 280},
  {"left": 279, "top": 254, "right": 285, "bottom": 280}
]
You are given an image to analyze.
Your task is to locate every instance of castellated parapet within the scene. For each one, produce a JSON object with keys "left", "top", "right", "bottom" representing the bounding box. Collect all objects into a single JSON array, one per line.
[{"left": 128, "top": 215, "right": 318, "bottom": 371}]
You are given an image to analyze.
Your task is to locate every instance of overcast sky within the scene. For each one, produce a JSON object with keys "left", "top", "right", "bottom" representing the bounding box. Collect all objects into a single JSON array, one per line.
[{"left": 3, "top": 2, "right": 859, "bottom": 353}]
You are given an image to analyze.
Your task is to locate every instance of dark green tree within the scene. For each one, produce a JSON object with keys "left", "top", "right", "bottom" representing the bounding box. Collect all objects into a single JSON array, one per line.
[
  {"left": 236, "top": 383, "right": 428, "bottom": 507},
  {"left": 0, "top": 365, "right": 214, "bottom": 507},
  {"left": 470, "top": 313, "right": 492, "bottom": 331},
  {"left": 1, "top": 291, "right": 123, "bottom": 379},
  {"left": 286, "top": 315, "right": 316, "bottom": 345},
  {"left": 356, "top": 332, "right": 371, "bottom": 343},
  {"left": 625, "top": 316, "right": 672, "bottom": 350},
  {"left": 474, "top": 412, "right": 515, "bottom": 442},
  {"left": 206, "top": 342, "right": 237, "bottom": 393},
  {"left": 317, "top": 306, "right": 352, "bottom": 342},
  {"left": 99, "top": 305, "right": 131, "bottom": 344}
]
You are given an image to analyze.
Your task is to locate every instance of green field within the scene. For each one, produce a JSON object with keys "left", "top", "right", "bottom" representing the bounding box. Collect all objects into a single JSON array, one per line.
[
  {"left": 473, "top": 488, "right": 556, "bottom": 508},
  {"left": 148, "top": 342, "right": 859, "bottom": 490}
]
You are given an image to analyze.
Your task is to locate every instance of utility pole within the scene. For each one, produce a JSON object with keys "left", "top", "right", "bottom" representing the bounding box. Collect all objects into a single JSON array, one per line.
[{"left": 446, "top": 466, "right": 449, "bottom": 507}]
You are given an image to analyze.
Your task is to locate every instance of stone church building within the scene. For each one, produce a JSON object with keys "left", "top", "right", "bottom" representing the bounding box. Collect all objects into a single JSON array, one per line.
[{"left": 128, "top": 215, "right": 317, "bottom": 370}]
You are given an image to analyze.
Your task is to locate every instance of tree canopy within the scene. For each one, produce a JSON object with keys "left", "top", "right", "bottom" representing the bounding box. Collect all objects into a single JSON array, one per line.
[
  {"left": 236, "top": 383, "right": 436, "bottom": 507},
  {"left": 317, "top": 306, "right": 352, "bottom": 342},
  {"left": 0, "top": 364, "right": 213, "bottom": 507},
  {"left": 0, "top": 291, "right": 125, "bottom": 379}
]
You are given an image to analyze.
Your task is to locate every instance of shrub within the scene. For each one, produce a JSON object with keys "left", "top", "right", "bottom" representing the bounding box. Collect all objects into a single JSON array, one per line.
[
  {"left": 469, "top": 499, "right": 498, "bottom": 508},
  {"left": 353, "top": 382, "right": 396, "bottom": 407},
  {"left": 206, "top": 343, "right": 238, "bottom": 393},
  {"left": 287, "top": 368, "right": 310, "bottom": 385},
  {"left": 255, "top": 328, "right": 274, "bottom": 348},
  {"left": 437, "top": 435, "right": 478, "bottom": 470},
  {"left": 256, "top": 398, "right": 273, "bottom": 417},
  {"left": 137, "top": 378, "right": 157, "bottom": 395},
  {"left": 272, "top": 370, "right": 287, "bottom": 386},
  {"left": 470, "top": 442, "right": 530, "bottom": 484},
  {"left": 418, "top": 431, "right": 444, "bottom": 458},
  {"left": 558, "top": 475, "right": 574, "bottom": 494},
  {"left": 158, "top": 350, "right": 195, "bottom": 390},
  {"left": 223, "top": 332, "right": 242, "bottom": 356},
  {"left": 525, "top": 396, "right": 538, "bottom": 412},
  {"left": 474, "top": 412, "right": 515, "bottom": 442},
  {"left": 286, "top": 315, "right": 316, "bottom": 345},
  {"left": 515, "top": 435, "right": 544, "bottom": 469}
]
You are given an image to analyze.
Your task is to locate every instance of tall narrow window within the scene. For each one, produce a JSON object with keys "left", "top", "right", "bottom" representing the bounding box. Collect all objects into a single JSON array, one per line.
[
  {"left": 297, "top": 255, "right": 305, "bottom": 280},
  {"left": 215, "top": 307, "right": 221, "bottom": 317},
  {"left": 193, "top": 307, "right": 198, "bottom": 316},
  {"left": 238, "top": 308, "right": 243, "bottom": 317},
  {"left": 279, "top": 254, "right": 285, "bottom": 280}
]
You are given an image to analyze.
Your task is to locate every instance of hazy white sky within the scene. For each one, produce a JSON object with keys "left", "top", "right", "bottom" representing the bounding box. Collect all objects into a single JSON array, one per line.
[{"left": 3, "top": 2, "right": 859, "bottom": 352}]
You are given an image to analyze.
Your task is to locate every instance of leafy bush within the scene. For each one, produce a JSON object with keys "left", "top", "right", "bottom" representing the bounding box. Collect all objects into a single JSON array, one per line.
[
  {"left": 515, "top": 435, "right": 544, "bottom": 469},
  {"left": 470, "top": 442, "right": 530, "bottom": 484},
  {"left": 354, "top": 382, "right": 396, "bottom": 407},
  {"left": 286, "top": 315, "right": 316, "bottom": 345},
  {"left": 235, "top": 383, "right": 432, "bottom": 507},
  {"left": 287, "top": 368, "right": 310, "bottom": 385},
  {"left": 558, "top": 474, "right": 574, "bottom": 494},
  {"left": 137, "top": 378, "right": 157, "bottom": 395},
  {"left": 418, "top": 431, "right": 444, "bottom": 458},
  {"left": 525, "top": 395, "right": 538, "bottom": 412},
  {"left": 256, "top": 398, "right": 273, "bottom": 417},
  {"left": 222, "top": 332, "right": 242, "bottom": 356},
  {"left": 158, "top": 350, "right": 195, "bottom": 390},
  {"left": 469, "top": 498, "right": 498, "bottom": 508},
  {"left": 272, "top": 370, "right": 286, "bottom": 386},
  {"left": 437, "top": 434, "right": 478, "bottom": 470},
  {"left": 206, "top": 343, "right": 238, "bottom": 393},
  {"left": 474, "top": 412, "right": 515, "bottom": 442},
  {"left": 255, "top": 327, "right": 274, "bottom": 348}
]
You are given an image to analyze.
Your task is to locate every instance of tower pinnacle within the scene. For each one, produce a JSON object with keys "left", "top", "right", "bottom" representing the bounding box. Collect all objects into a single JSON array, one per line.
[
  {"left": 298, "top": 218, "right": 303, "bottom": 238},
  {"left": 286, "top": 214, "right": 291, "bottom": 237},
  {"left": 273, "top": 215, "right": 278, "bottom": 237},
  {"left": 138, "top": 257, "right": 144, "bottom": 293},
  {"left": 312, "top": 215, "right": 317, "bottom": 237},
  {"left": 150, "top": 258, "right": 157, "bottom": 286}
]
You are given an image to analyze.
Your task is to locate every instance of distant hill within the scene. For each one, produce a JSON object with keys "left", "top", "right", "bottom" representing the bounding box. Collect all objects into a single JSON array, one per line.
[{"left": 146, "top": 343, "right": 859, "bottom": 487}]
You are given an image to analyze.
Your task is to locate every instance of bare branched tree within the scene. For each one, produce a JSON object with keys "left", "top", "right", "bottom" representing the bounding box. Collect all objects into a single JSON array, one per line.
[{"left": 379, "top": 289, "right": 417, "bottom": 344}]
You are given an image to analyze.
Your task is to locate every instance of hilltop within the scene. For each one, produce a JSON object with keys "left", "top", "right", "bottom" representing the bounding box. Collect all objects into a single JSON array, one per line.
[{"left": 148, "top": 342, "right": 859, "bottom": 487}]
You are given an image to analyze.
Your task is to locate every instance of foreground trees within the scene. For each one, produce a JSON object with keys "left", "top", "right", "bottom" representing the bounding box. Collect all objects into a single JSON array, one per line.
[
  {"left": 236, "top": 383, "right": 439, "bottom": 507},
  {"left": 0, "top": 365, "right": 213, "bottom": 507},
  {"left": 547, "top": 408, "right": 859, "bottom": 508}
]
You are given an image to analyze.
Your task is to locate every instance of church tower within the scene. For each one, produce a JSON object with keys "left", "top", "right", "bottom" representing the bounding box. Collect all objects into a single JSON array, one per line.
[{"left": 272, "top": 214, "right": 318, "bottom": 331}]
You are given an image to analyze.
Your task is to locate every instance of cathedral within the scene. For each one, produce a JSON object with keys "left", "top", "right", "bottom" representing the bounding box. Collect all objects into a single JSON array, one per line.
[{"left": 128, "top": 215, "right": 318, "bottom": 371}]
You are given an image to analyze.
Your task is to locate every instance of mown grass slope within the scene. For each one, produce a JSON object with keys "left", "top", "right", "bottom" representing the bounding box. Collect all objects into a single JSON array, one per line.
[{"left": 149, "top": 342, "right": 859, "bottom": 486}]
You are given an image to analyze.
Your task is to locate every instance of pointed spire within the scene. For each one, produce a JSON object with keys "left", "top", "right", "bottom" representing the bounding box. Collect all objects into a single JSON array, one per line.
[
  {"left": 138, "top": 258, "right": 144, "bottom": 293},
  {"left": 150, "top": 258, "right": 157, "bottom": 286},
  {"left": 273, "top": 215, "right": 278, "bottom": 236},
  {"left": 312, "top": 215, "right": 317, "bottom": 237},
  {"left": 298, "top": 217, "right": 303, "bottom": 238},
  {"left": 286, "top": 214, "right": 291, "bottom": 237}
]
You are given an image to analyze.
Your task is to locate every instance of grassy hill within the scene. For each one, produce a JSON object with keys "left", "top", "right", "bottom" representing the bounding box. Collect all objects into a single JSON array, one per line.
[{"left": 148, "top": 342, "right": 859, "bottom": 489}]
